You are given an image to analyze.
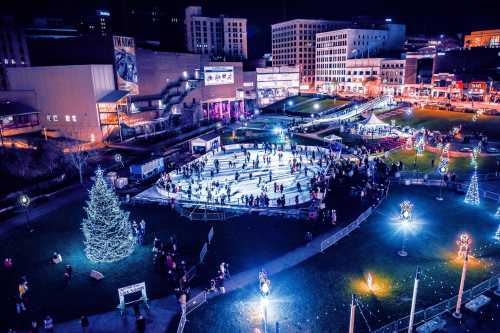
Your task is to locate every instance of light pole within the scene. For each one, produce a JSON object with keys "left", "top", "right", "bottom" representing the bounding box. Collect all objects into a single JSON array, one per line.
[
  {"left": 453, "top": 233, "right": 472, "bottom": 319},
  {"left": 398, "top": 200, "right": 414, "bottom": 257},
  {"left": 259, "top": 270, "right": 271, "bottom": 333},
  {"left": 408, "top": 266, "right": 421, "bottom": 333},
  {"left": 18, "top": 194, "right": 32, "bottom": 232},
  {"left": 436, "top": 165, "right": 447, "bottom": 201},
  {"left": 349, "top": 294, "right": 356, "bottom": 333}
]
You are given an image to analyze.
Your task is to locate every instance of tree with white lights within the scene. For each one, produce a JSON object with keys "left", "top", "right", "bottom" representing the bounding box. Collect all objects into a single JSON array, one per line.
[
  {"left": 464, "top": 168, "right": 480, "bottom": 206},
  {"left": 82, "top": 167, "right": 135, "bottom": 262}
]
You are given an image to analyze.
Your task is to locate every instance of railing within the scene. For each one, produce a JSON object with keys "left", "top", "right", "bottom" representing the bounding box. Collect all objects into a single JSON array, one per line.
[
  {"left": 320, "top": 206, "right": 373, "bottom": 253},
  {"left": 372, "top": 274, "right": 500, "bottom": 333},
  {"left": 176, "top": 290, "right": 208, "bottom": 333},
  {"left": 176, "top": 311, "right": 187, "bottom": 333},
  {"left": 186, "top": 290, "right": 208, "bottom": 315}
]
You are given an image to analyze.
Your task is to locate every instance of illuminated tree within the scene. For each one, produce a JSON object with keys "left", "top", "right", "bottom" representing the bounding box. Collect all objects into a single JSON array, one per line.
[
  {"left": 464, "top": 169, "right": 480, "bottom": 206},
  {"left": 82, "top": 167, "right": 135, "bottom": 262}
]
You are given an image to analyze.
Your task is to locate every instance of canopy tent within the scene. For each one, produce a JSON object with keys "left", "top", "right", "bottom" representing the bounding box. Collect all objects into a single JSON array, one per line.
[
  {"left": 323, "top": 134, "right": 343, "bottom": 143},
  {"left": 359, "top": 112, "right": 389, "bottom": 129}
]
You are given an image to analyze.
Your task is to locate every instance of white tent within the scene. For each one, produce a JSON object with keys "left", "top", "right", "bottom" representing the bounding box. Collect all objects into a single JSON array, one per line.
[
  {"left": 323, "top": 134, "right": 343, "bottom": 143},
  {"left": 361, "top": 112, "right": 389, "bottom": 129}
]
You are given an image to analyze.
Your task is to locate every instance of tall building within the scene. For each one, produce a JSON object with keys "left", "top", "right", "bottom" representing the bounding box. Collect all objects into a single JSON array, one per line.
[
  {"left": 80, "top": 10, "right": 112, "bottom": 37},
  {"left": 185, "top": 6, "right": 248, "bottom": 60},
  {"left": 464, "top": 29, "right": 500, "bottom": 48},
  {"left": 271, "top": 19, "right": 350, "bottom": 89},
  {"left": 0, "top": 17, "right": 30, "bottom": 90},
  {"left": 315, "top": 23, "right": 405, "bottom": 93}
]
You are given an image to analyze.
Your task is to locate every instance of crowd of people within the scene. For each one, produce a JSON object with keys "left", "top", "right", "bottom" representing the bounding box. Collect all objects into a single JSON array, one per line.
[{"left": 156, "top": 143, "right": 342, "bottom": 208}]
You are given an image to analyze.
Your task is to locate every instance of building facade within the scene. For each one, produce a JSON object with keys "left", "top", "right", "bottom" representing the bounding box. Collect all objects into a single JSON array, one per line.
[
  {"left": 0, "top": 17, "right": 30, "bottom": 90},
  {"left": 256, "top": 66, "right": 300, "bottom": 106},
  {"left": 344, "top": 58, "right": 383, "bottom": 96},
  {"left": 380, "top": 59, "right": 406, "bottom": 96},
  {"left": 464, "top": 29, "right": 500, "bottom": 48},
  {"left": 7, "top": 65, "right": 116, "bottom": 142},
  {"left": 271, "top": 19, "right": 350, "bottom": 89},
  {"left": 80, "top": 9, "right": 112, "bottom": 37},
  {"left": 185, "top": 6, "right": 248, "bottom": 60},
  {"left": 315, "top": 24, "right": 405, "bottom": 93}
]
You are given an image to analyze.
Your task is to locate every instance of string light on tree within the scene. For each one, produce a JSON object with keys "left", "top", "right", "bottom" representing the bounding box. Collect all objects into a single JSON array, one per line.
[
  {"left": 405, "top": 137, "right": 413, "bottom": 151},
  {"left": 436, "top": 143, "right": 449, "bottom": 201},
  {"left": 82, "top": 167, "right": 135, "bottom": 262},
  {"left": 464, "top": 168, "right": 480, "bottom": 206},
  {"left": 457, "top": 233, "right": 472, "bottom": 259},
  {"left": 437, "top": 143, "right": 449, "bottom": 175}
]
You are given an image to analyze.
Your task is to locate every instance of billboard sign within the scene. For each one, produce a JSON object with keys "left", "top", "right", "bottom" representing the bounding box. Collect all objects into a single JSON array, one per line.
[
  {"left": 113, "top": 36, "right": 139, "bottom": 95},
  {"left": 204, "top": 66, "right": 234, "bottom": 86}
]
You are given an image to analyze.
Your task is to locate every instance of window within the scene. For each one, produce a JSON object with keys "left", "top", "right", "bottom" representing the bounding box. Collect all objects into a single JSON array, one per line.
[
  {"left": 72, "top": 115, "right": 77, "bottom": 122},
  {"left": 65, "top": 115, "right": 71, "bottom": 122},
  {"left": 47, "top": 115, "right": 52, "bottom": 121},
  {"left": 53, "top": 115, "right": 58, "bottom": 122}
]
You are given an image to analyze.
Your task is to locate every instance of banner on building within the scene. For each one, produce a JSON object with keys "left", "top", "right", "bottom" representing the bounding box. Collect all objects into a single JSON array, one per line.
[
  {"left": 204, "top": 66, "right": 234, "bottom": 86},
  {"left": 113, "top": 36, "right": 139, "bottom": 95}
]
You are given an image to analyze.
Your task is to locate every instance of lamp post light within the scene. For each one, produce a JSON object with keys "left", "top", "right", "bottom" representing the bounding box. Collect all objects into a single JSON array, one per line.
[
  {"left": 408, "top": 266, "right": 422, "bottom": 333},
  {"left": 349, "top": 294, "right": 356, "bottom": 333},
  {"left": 436, "top": 165, "right": 447, "bottom": 201},
  {"left": 398, "top": 200, "right": 414, "bottom": 257},
  {"left": 283, "top": 100, "right": 293, "bottom": 115},
  {"left": 259, "top": 270, "right": 271, "bottom": 333},
  {"left": 453, "top": 233, "right": 472, "bottom": 319},
  {"left": 18, "top": 194, "right": 32, "bottom": 232}
]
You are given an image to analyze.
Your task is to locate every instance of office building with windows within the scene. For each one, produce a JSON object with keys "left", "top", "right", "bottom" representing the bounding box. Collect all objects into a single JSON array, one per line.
[
  {"left": 0, "top": 17, "right": 30, "bottom": 90},
  {"left": 271, "top": 19, "right": 350, "bottom": 89},
  {"left": 464, "top": 29, "right": 500, "bottom": 48},
  {"left": 185, "top": 6, "right": 248, "bottom": 60},
  {"left": 315, "top": 23, "right": 405, "bottom": 93}
]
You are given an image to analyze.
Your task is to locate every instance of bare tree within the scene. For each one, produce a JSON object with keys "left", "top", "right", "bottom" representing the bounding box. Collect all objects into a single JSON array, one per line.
[{"left": 65, "top": 143, "right": 90, "bottom": 184}]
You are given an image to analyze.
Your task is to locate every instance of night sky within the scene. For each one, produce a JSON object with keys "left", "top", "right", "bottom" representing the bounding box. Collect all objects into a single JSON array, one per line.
[{"left": 4, "top": 0, "right": 500, "bottom": 58}]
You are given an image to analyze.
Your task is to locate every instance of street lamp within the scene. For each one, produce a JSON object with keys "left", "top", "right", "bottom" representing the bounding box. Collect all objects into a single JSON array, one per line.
[
  {"left": 398, "top": 200, "right": 414, "bottom": 256},
  {"left": 313, "top": 103, "right": 320, "bottom": 110},
  {"left": 259, "top": 270, "right": 271, "bottom": 333},
  {"left": 17, "top": 194, "right": 32, "bottom": 232},
  {"left": 436, "top": 164, "right": 447, "bottom": 201},
  {"left": 453, "top": 233, "right": 472, "bottom": 319},
  {"left": 283, "top": 100, "right": 293, "bottom": 114},
  {"left": 407, "top": 267, "right": 422, "bottom": 333}
]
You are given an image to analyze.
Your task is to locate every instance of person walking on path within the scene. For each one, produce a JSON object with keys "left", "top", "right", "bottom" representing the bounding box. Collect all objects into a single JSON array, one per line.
[
  {"left": 136, "top": 314, "right": 146, "bottom": 333},
  {"left": 80, "top": 315, "right": 89, "bottom": 333},
  {"left": 43, "top": 315, "right": 54, "bottom": 333}
]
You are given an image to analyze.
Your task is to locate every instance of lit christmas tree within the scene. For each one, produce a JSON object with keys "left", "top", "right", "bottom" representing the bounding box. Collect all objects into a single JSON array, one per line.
[
  {"left": 415, "top": 136, "right": 425, "bottom": 156},
  {"left": 464, "top": 168, "right": 480, "bottom": 206},
  {"left": 437, "top": 143, "right": 449, "bottom": 174},
  {"left": 82, "top": 167, "right": 135, "bottom": 262}
]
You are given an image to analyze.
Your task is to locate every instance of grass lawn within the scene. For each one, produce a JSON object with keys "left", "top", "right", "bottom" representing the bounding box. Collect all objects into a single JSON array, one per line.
[
  {"left": 0, "top": 182, "right": 357, "bottom": 330},
  {"left": 385, "top": 108, "right": 500, "bottom": 141},
  {"left": 385, "top": 149, "right": 499, "bottom": 176},
  {"left": 290, "top": 99, "right": 348, "bottom": 114},
  {"left": 186, "top": 185, "right": 500, "bottom": 333},
  {"left": 263, "top": 96, "right": 311, "bottom": 113}
]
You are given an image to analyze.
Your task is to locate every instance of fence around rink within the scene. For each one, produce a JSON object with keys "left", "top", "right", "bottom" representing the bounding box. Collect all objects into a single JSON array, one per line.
[{"left": 372, "top": 274, "right": 500, "bottom": 333}]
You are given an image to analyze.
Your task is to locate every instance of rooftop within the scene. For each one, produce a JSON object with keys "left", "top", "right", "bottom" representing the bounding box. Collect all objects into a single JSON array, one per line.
[{"left": 0, "top": 101, "right": 39, "bottom": 117}]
